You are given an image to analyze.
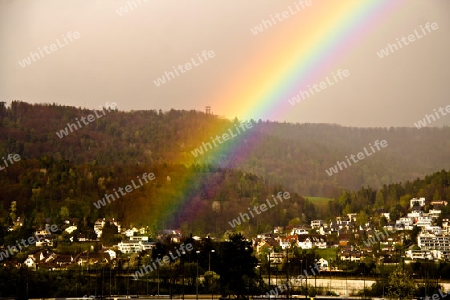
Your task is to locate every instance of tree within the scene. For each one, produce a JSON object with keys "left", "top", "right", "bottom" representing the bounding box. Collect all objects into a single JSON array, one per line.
[
  {"left": 204, "top": 271, "right": 220, "bottom": 294},
  {"left": 217, "top": 233, "right": 258, "bottom": 298},
  {"left": 101, "top": 221, "right": 118, "bottom": 245},
  {"left": 356, "top": 211, "right": 368, "bottom": 227},
  {"left": 9, "top": 201, "right": 17, "bottom": 226},
  {"left": 59, "top": 206, "right": 70, "bottom": 221},
  {"left": 386, "top": 267, "right": 416, "bottom": 300},
  {"left": 288, "top": 217, "right": 301, "bottom": 227},
  {"left": 374, "top": 190, "right": 385, "bottom": 208}
]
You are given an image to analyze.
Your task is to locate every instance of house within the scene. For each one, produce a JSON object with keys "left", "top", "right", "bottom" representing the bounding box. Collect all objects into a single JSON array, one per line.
[
  {"left": 410, "top": 197, "right": 426, "bottom": 208},
  {"left": 291, "top": 227, "right": 309, "bottom": 235},
  {"left": 297, "top": 235, "right": 326, "bottom": 249},
  {"left": 64, "top": 225, "right": 78, "bottom": 234},
  {"left": 430, "top": 200, "right": 448, "bottom": 207},
  {"left": 397, "top": 217, "right": 414, "bottom": 226},
  {"left": 311, "top": 220, "right": 324, "bottom": 229},
  {"left": 53, "top": 254, "right": 74, "bottom": 268},
  {"left": 273, "top": 226, "right": 284, "bottom": 234},
  {"left": 416, "top": 216, "right": 433, "bottom": 227},
  {"left": 278, "top": 235, "right": 299, "bottom": 249},
  {"left": 105, "top": 249, "right": 116, "bottom": 260},
  {"left": 129, "top": 236, "right": 149, "bottom": 242},
  {"left": 339, "top": 248, "right": 363, "bottom": 262},
  {"left": 407, "top": 211, "right": 422, "bottom": 219},
  {"left": 338, "top": 233, "right": 351, "bottom": 247},
  {"left": 24, "top": 250, "right": 56, "bottom": 268},
  {"left": 24, "top": 256, "right": 37, "bottom": 268},
  {"left": 381, "top": 213, "right": 391, "bottom": 221},
  {"left": 423, "top": 226, "right": 442, "bottom": 235},
  {"left": 347, "top": 213, "right": 358, "bottom": 222},
  {"left": 443, "top": 219, "right": 449, "bottom": 234},
  {"left": 316, "top": 258, "right": 329, "bottom": 271},
  {"left": 428, "top": 209, "right": 442, "bottom": 219}
]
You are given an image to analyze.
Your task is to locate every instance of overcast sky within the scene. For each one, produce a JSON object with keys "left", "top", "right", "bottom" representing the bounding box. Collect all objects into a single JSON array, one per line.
[{"left": 1, "top": 0, "right": 449, "bottom": 127}]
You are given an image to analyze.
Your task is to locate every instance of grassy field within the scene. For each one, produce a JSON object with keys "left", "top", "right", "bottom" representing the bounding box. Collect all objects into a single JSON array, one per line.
[
  {"left": 305, "top": 196, "right": 334, "bottom": 204},
  {"left": 306, "top": 197, "right": 334, "bottom": 219},
  {"left": 312, "top": 248, "right": 338, "bottom": 261}
]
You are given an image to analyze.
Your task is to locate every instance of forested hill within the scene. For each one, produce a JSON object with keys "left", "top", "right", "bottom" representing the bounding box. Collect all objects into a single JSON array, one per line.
[{"left": 1, "top": 101, "right": 450, "bottom": 197}]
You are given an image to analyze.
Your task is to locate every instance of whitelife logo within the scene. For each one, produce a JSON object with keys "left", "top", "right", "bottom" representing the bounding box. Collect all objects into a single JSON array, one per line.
[
  {"left": 132, "top": 243, "right": 193, "bottom": 280},
  {"left": 0, "top": 225, "right": 58, "bottom": 262},
  {"left": 288, "top": 69, "right": 350, "bottom": 106},
  {"left": 325, "top": 140, "right": 388, "bottom": 176},
  {"left": 228, "top": 192, "right": 290, "bottom": 228},
  {"left": 191, "top": 121, "right": 253, "bottom": 158},
  {"left": 93, "top": 172, "right": 155, "bottom": 209},
  {"left": 414, "top": 104, "right": 450, "bottom": 129},
  {"left": 18, "top": 31, "right": 81, "bottom": 68},
  {"left": 153, "top": 50, "right": 215, "bottom": 87},
  {"left": 55, "top": 102, "right": 117, "bottom": 139},
  {"left": 0, "top": 153, "right": 21, "bottom": 171},
  {"left": 250, "top": 0, "right": 312, "bottom": 35},
  {"left": 116, "top": 0, "right": 149, "bottom": 16},
  {"left": 376, "top": 22, "right": 439, "bottom": 58}
]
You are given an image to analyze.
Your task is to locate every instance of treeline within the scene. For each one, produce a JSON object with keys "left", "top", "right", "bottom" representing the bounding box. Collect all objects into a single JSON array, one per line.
[
  {"left": 1, "top": 101, "right": 450, "bottom": 197},
  {"left": 325, "top": 169, "right": 450, "bottom": 221},
  {"left": 0, "top": 155, "right": 316, "bottom": 237}
]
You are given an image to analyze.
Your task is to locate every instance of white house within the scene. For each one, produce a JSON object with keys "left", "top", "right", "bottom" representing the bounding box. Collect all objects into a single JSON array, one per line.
[
  {"left": 105, "top": 249, "right": 116, "bottom": 260},
  {"left": 129, "top": 236, "right": 149, "bottom": 242},
  {"left": 24, "top": 256, "right": 37, "bottom": 268},
  {"left": 317, "top": 258, "right": 329, "bottom": 271},
  {"left": 416, "top": 216, "right": 433, "bottom": 227},
  {"left": 291, "top": 227, "right": 309, "bottom": 235},
  {"left": 407, "top": 211, "right": 422, "bottom": 219},
  {"left": 428, "top": 209, "right": 442, "bottom": 219},
  {"left": 65, "top": 225, "right": 78, "bottom": 234},
  {"left": 311, "top": 220, "right": 324, "bottom": 229},
  {"left": 410, "top": 197, "right": 426, "bottom": 208},
  {"left": 278, "top": 236, "right": 299, "bottom": 249}
]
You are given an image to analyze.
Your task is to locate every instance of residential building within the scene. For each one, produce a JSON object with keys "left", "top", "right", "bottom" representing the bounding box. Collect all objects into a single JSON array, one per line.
[
  {"left": 311, "top": 220, "right": 324, "bottom": 229},
  {"left": 418, "top": 234, "right": 450, "bottom": 251},
  {"left": 410, "top": 197, "right": 426, "bottom": 208}
]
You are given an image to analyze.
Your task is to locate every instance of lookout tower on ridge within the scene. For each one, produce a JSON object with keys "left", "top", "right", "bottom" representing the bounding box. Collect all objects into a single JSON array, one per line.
[{"left": 205, "top": 106, "right": 211, "bottom": 114}]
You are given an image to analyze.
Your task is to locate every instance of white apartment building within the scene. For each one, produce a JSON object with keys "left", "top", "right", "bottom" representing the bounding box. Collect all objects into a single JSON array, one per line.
[{"left": 418, "top": 234, "right": 450, "bottom": 251}]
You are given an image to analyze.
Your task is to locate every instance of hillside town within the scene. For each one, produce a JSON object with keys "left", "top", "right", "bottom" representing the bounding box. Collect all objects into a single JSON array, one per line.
[{"left": 2, "top": 197, "right": 448, "bottom": 273}]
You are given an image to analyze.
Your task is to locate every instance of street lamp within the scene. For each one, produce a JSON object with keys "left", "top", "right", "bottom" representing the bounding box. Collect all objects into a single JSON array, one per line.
[
  {"left": 300, "top": 259, "right": 303, "bottom": 297},
  {"left": 361, "top": 271, "right": 366, "bottom": 300},
  {"left": 196, "top": 250, "right": 200, "bottom": 300},
  {"left": 268, "top": 250, "right": 271, "bottom": 289},
  {"left": 209, "top": 249, "right": 215, "bottom": 271},
  {"left": 169, "top": 251, "right": 173, "bottom": 300},
  {"left": 181, "top": 251, "right": 185, "bottom": 300},
  {"left": 209, "top": 249, "right": 215, "bottom": 300},
  {"left": 305, "top": 257, "right": 308, "bottom": 299},
  {"left": 314, "top": 258, "right": 318, "bottom": 292},
  {"left": 157, "top": 254, "right": 161, "bottom": 299}
]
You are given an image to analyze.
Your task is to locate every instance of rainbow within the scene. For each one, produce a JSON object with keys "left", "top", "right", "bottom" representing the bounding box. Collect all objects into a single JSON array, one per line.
[{"left": 150, "top": 0, "right": 406, "bottom": 231}]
